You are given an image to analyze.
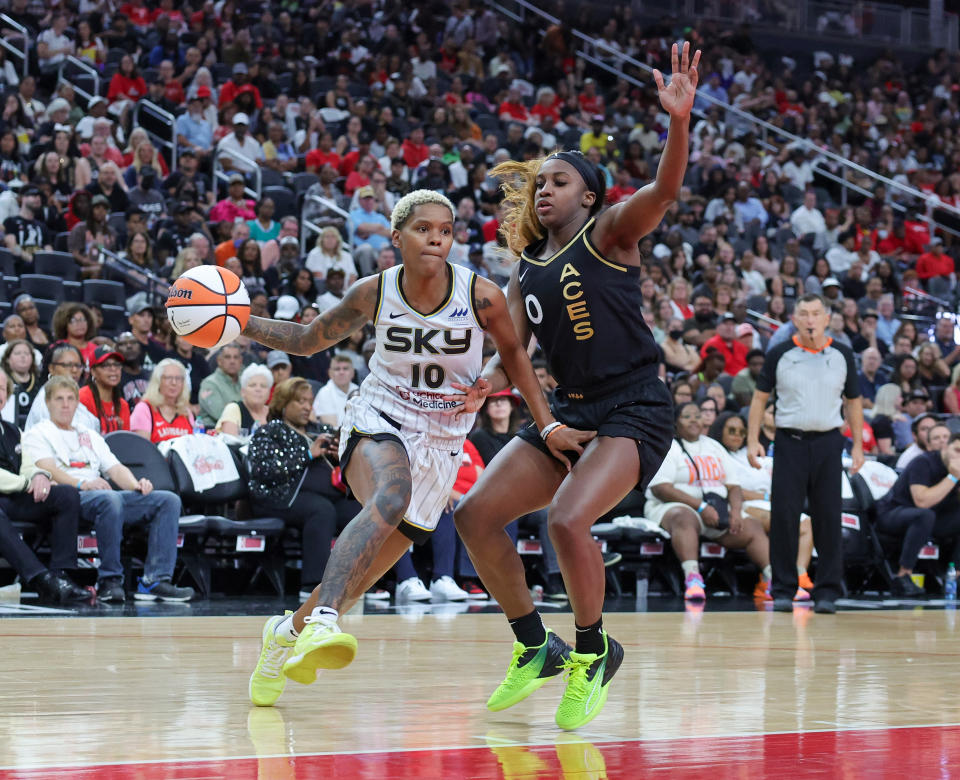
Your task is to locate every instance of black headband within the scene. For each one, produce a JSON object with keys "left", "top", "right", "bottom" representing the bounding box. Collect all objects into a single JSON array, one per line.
[{"left": 545, "top": 151, "right": 602, "bottom": 196}]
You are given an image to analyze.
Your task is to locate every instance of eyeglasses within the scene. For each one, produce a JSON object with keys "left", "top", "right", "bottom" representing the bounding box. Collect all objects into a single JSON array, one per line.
[
  {"left": 161, "top": 375, "right": 184, "bottom": 383},
  {"left": 51, "top": 361, "right": 82, "bottom": 370},
  {"left": 69, "top": 315, "right": 87, "bottom": 324},
  {"left": 724, "top": 426, "right": 746, "bottom": 436}
]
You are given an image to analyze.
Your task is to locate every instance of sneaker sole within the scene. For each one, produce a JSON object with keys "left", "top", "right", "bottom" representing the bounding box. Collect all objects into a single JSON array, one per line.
[
  {"left": 430, "top": 594, "right": 468, "bottom": 602},
  {"left": 466, "top": 594, "right": 489, "bottom": 600},
  {"left": 486, "top": 675, "right": 551, "bottom": 712},
  {"left": 134, "top": 591, "right": 193, "bottom": 602},
  {"left": 283, "top": 633, "right": 358, "bottom": 684},
  {"left": 249, "top": 616, "right": 288, "bottom": 707}
]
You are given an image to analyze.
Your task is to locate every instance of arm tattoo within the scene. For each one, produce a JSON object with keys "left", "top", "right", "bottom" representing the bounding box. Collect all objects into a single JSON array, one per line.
[
  {"left": 315, "top": 440, "right": 411, "bottom": 610},
  {"left": 242, "top": 280, "right": 377, "bottom": 355}
]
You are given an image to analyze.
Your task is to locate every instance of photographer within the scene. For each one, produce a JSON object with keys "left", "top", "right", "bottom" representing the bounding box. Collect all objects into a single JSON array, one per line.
[
  {"left": 247, "top": 378, "right": 359, "bottom": 599},
  {"left": 645, "top": 401, "right": 771, "bottom": 602}
]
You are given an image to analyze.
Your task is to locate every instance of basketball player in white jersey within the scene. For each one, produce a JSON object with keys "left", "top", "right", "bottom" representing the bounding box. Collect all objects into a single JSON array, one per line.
[{"left": 240, "top": 190, "right": 592, "bottom": 706}]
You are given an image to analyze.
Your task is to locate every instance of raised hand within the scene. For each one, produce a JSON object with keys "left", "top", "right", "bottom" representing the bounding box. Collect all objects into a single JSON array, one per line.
[
  {"left": 653, "top": 41, "right": 701, "bottom": 119},
  {"left": 442, "top": 377, "right": 492, "bottom": 419}
]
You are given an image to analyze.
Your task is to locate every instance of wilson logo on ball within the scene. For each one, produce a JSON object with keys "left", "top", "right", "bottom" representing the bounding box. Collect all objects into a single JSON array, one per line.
[{"left": 166, "top": 265, "right": 250, "bottom": 350}]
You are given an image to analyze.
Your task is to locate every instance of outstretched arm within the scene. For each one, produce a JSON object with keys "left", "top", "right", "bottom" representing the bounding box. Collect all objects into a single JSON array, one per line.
[
  {"left": 239, "top": 276, "right": 378, "bottom": 355},
  {"left": 594, "top": 42, "right": 700, "bottom": 253}
]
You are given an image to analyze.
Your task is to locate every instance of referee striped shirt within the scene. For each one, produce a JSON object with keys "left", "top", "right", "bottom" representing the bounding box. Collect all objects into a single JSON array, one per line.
[{"left": 757, "top": 336, "right": 860, "bottom": 432}]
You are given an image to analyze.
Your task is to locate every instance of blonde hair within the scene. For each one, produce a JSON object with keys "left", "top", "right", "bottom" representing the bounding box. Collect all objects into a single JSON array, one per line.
[
  {"left": 390, "top": 189, "right": 455, "bottom": 230},
  {"left": 315, "top": 225, "right": 343, "bottom": 256},
  {"left": 489, "top": 156, "right": 547, "bottom": 255},
  {"left": 170, "top": 247, "right": 200, "bottom": 279},
  {"left": 141, "top": 358, "right": 191, "bottom": 415},
  {"left": 45, "top": 374, "right": 79, "bottom": 401}
]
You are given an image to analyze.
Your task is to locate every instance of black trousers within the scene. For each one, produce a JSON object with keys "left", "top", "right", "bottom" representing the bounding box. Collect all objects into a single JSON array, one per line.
[
  {"left": 0, "top": 486, "right": 81, "bottom": 581},
  {"left": 875, "top": 504, "right": 960, "bottom": 570},
  {"left": 770, "top": 428, "right": 845, "bottom": 602},
  {"left": 252, "top": 484, "right": 360, "bottom": 587}
]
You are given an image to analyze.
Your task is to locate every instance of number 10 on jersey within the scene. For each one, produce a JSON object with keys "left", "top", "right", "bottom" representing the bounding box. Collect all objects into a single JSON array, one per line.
[{"left": 411, "top": 363, "right": 445, "bottom": 389}]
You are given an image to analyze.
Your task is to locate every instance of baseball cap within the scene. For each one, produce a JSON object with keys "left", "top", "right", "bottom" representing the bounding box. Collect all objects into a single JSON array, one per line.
[
  {"left": 233, "top": 62, "right": 248, "bottom": 75},
  {"left": 487, "top": 389, "right": 520, "bottom": 404},
  {"left": 87, "top": 96, "right": 106, "bottom": 108},
  {"left": 469, "top": 243, "right": 483, "bottom": 255},
  {"left": 736, "top": 322, "right": 755, "bottom": 337},
  {"left": 930, "top": 237, "right": 943, "bottom": 246},
  {"left": 127, "top": 292, "right": 154, "bottom": 314},
  {"left": 91, "top": 194, "right": 110, "bottom": 208},
  {"left": 179, "top": 147, "right": 197, "bottom": 157},
  {"left": 195, "top": 85, "right": 212, "bottom": 99},
  {"left": 719, "top": 312, "right": 736, "bottom": 322},
  {"left": 90, "top": 346, "right": 124, "bottom": 367},
  {"left": 907, "top": 389, "right": 930, "bottom": 402},
  {"left": 20, "top": 185, "right": 41, "bottom": 198},
  {"left": 356, "top": 185, "right": 375, "bottom": 199},
  {"left": 228, "top": 172, "right": 245, "bottom": 184},
  {"left": 274, "top": 295, "right": 300, "bottom": 321},
  {"left": 174, "top": 201, "right": 194, "bottom": 215},
  {"left": 280, "top": 235, "right": 299, "bottom": 247},
  {"left": 822, "top": 277, "right": 841, "bottom": 289},
  {"left": 266, "top": 350, "right": 291, "bottom": 369},
  {"left": 47, "top": 98, "right": 70, "bottom": 114},
  {"left": 233, "top": 112, "right": 250, "bottom": 125},
  {"left": 861, "top": 309, "right": 879, "bottom": 320}
]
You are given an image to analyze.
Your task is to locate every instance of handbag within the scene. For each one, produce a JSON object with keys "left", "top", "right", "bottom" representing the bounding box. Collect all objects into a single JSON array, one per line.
[{"left": 675, "top": 438, "right": 730, "bottom": 530}]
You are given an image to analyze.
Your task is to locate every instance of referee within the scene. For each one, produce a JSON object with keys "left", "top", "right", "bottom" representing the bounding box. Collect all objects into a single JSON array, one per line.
[{"left": 747, "top": 294, "right": 864, "bottom": 614}]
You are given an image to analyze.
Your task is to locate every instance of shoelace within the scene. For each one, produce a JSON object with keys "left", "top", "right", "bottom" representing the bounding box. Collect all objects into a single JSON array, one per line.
[
  {"left": 259, "top": 641, "right": 290, "bottom": 679},
  {"left": 302, "top": 615, "right": 338, "bottom": 629},
  {"left": 560, "top": 657, "right": 594, "bottom": 703}
]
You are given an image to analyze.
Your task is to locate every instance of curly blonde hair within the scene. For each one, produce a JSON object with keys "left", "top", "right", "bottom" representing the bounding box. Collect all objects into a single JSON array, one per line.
[
  {"left": 489, "top": 157, "right": 546, "bottom": 256},
  {"left": 390, "top": 189, "right": 455, "bottom": 230}
]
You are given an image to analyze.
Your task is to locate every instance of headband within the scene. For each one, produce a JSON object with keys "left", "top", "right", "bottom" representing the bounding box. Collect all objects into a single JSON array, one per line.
[{"left": 545, "top": 151, "right": 603, "bottom": 196}]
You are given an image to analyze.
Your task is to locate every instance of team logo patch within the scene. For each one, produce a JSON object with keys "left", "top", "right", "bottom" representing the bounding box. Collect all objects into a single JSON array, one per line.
[{"left": 449, "top": 306, "right": 471, "bottom": 323}]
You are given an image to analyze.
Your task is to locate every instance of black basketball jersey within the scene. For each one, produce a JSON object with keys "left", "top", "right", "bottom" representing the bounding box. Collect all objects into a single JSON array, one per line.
[{"left": 517, "top": 217, "right": 660, "bottom": 389}]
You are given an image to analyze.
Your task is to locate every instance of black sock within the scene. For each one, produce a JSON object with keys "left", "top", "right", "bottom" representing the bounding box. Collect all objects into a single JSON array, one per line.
[
  {"left": 575, "top": 617, "right": 605, "bottom": 655},
  {"left": 509, "top": 609, "right": 546, "bottom": 647}
]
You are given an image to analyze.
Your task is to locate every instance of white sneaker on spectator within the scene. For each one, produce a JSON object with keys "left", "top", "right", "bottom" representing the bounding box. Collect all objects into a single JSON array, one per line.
[
  {"left": 365, "top": 588, "right": 390, "bottom": 600},
  {"left": 430, "top": 575, "right": 469, "bottom": 602},
  {"left": 397, "top": 577, "right": 431, "bottom": 602}
]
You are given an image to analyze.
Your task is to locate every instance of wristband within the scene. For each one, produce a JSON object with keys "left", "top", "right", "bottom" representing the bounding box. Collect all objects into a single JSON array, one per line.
[
  {"left": 764, "top": 491, "right": 769, "bottom": 501},
  {"left": 540, "top": 421, "right": 564, "bottom": 441},
  {"left": 950, "top": 475, "right": 959, "bottom": 485},
  {"left": 697, "top": 501, "right": 707, "bottom": 514},
  {"left": 77, "top": 480, "right": 84, "bottom": 490},
  {"left": 544, "top": 424, "right": 568, "bottom": 443}
]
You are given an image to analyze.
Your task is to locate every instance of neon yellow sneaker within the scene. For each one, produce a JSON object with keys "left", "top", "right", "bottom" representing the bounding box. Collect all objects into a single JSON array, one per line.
[
  {"left": 486, "top": 629, "right": 571, "bottom": 712},
  {"left": 555, "top": 631, "right": 624, "bottom": 730},
  {"left": 282, "top": 617, "right": 358, "bottom": 685},
  {"left": 249, "top": 611, "right": 295, "bottom": 707}
]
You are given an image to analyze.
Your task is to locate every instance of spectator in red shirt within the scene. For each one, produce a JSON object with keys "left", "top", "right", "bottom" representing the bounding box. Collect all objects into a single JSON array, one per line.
[
  {"left": 401, "top": 125, "right": 430, "bottom": 169},
  {"left": 107, "top": 54, "right": 147, "bottom": 106},
  {"left": 578, "top": 78, "right": 604, "bottom": 115},
  {"left": 700, "top": 313, "right": 749, "bottom": 376},
  {"left": 79, "top": 347, "right": 131, "bottom": 434},
  {"left": 338, "top": 134, "right": 373, "bottom": 177},
  {"left": 606, "top": 167, "right": 638, "bottom": 204},
  {"left": 343, "top": 155, "right": 375, "bottom": 197},
  {"left": 903, "top": 214, "right": 931, "bottom": 255},
  {"left": 305, "top": 133, "right": 341, "bottom": 174},
  {"left": 530, "top": 86, "right": 560, "bottom": 125},
  {"left": 916, "top": 238, "right": 955, "bottom": 289},
  {"left": 219, "top": 63, "right": 262, "bottom": 110},
  {"left": 158, "top": 60, "right": 184, "bottom": 105},
  {"left": 118, "top": 0, "right": 152, "bottom": 30},
  {"left": 498, "top": 87, "right": 530, "bottom": 124}
]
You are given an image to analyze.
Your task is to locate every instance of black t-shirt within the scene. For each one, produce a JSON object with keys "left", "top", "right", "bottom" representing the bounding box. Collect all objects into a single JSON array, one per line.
[
  {"left": 3, "top": 216, "right": 50, "bottom": 252},
  {"left": 121, "top": 367, "right": 151, "bottom": 407},
  {"left": 163, "top": 171, "right": 212, "bottom": 201},
  {"left": 887, "top": 450, "right": 959, "bottom": 513},
  {"left": 871, "top": 414, "right": 894, "bottom": 444},
  {"left": 468, "top": 428, "right": 512, "bottom": 468},
  {"left": 86, "top": 181, "right": 129, "bottom": 213}
]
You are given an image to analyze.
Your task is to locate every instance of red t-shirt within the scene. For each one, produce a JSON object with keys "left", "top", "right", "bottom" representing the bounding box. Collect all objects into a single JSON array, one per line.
[
  {"left": 606, "top": 185, "right": 637, "bottom": 204},
  {"left": 401, "top": 140, "right": 429, "bottom": 169},
  {"left": 343, "top": 170, "right": 370, "bottom": 196},
  {"left": 530, "top": 103, "right": 560, "bottom": 124},
  {"left": 219, "top": 80, "right": 263, "bottom": 109},
  {"left": 107, "top": 74, "right": 147, "bottom": 103},
  {"left": 498, "top": 101, "right": 529, "bottom": 122},
  {"left": 700, "top": 336, "right": 749, "bottom": 376},
  {"left": 305, "top": 149, "right": 341, "bottom": 172},
  {"left": 78, "top": 385, "right": 131, "bottom": 434},
  {"left": 916, "top": 251, "right": 954, "bottom": 280},
  {"left": 904, "top": 220, "right": 931, "bottom": 255},
  {"left": 452, "top": 439, "right": 484, "bottom": 495},
  {"left": 119, "top": 3, "right": 152, "bottom": 27}
]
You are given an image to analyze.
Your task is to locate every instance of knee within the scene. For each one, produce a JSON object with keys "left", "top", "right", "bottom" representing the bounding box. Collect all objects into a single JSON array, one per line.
[
  {"left": 546, "top": 502, "right": 583, "bottom": 544},
  {"left": 153, "top": 490, "right": 182, "bottom": 517},
  {"left": 453, "top": 495, "right": 478, "bottom": 536},
  {"left": 51, "top": 485, "right": 80, "bottom": 512},
  {"left": 914, "top": 508, "right": 936, "bottom": 533},
  {"left": 371, "top": 481, "right": 410, "bottom": 528}
]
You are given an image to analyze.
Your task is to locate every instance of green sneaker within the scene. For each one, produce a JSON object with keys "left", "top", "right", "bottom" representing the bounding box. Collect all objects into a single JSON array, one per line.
[
  {"left": 248, "top": 611, "right": 295, "bottom": 707},
  {"left": 486, "top": 629, "right": 571, "bottom": 712},
  {"left": 555, "top": 631, "right": 624, "bottom": 730},
  {"left": 282, "top": 617, "right": 358, "bottom": 685}
]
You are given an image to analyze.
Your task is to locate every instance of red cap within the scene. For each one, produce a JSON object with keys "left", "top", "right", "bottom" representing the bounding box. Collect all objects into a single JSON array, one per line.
[
  {"left": 90, "top": 346, "right": 124, "bottom": 367},
  {"left": 195, "top": 85, "right": 212, "bottom": 98},
  {"left": 487, "top": 389, "right": 520, "bottom": 404}
]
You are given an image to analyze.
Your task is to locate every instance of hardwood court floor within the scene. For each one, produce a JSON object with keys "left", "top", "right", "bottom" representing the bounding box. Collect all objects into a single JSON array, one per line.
[{"left": 2, "top": 608, "right": 960, "bottom": 778}]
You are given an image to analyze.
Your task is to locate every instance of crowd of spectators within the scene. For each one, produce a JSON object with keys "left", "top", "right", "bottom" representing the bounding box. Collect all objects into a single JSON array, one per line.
[{"left": 1, "top": 0, "right": 960, "bottom": 603}]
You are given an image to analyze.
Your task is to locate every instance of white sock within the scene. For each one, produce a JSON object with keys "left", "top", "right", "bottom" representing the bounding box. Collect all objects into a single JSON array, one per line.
[
  {"left": 681, "top": 560, "right": 700, "bottom": 578},
  {"left": 275, "top": 614, "right": 299, "bottom": 642},
  {"left": 762, "top": 565, "right": 772, "bottom": 581},
  {"left": 310, "top": 606, "right": 339, "bottom": 624},
  {"left": 797, "top": 565, "right": 807, "bottom": 576}
]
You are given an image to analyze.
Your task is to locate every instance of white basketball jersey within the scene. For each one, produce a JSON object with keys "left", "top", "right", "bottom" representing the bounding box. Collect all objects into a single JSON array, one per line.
[{"left": 359, "top": 263, "right": 484, "bottom": 439}]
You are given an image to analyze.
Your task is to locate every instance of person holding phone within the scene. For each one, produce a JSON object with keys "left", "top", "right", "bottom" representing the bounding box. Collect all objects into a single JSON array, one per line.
[{"left": 644, "top": 401, "right": 771, "bottom": 602}]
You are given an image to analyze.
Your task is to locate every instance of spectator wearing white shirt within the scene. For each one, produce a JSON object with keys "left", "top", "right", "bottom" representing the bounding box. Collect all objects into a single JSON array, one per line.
[
  {"left": 790, "top": 190, "right": 827, "bottom": 240},
  {"left": 781, "top": 147, "right": 816, "bottom": 190},
  {"left": 24, "top": 345, "right": 101, "bottom": 432},
  {"left": 37, "top": 14, "right": 74, "bottom": 79},
  {"left": 21, "top": 376, "right": 193, "bottom": 603},
  {"left": 315, "top": 268, "right": 348, "bottom": 314},
  {"left": 825, "top": 230, "right": 858, "bottom": 275},
  {"left": 216, "top": 113, "right": 264, "bottom": 175},
  {"left": 311, "top": 356, "right": 357, "bottom": 427}
]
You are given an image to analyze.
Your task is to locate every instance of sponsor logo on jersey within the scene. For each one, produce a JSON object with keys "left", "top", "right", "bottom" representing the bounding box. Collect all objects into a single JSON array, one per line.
[{"left": 448, "top": 306, "right": 471, "bottom": 324}]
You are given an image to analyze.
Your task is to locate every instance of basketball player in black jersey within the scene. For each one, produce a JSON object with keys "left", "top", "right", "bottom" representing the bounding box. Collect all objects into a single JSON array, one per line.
[{"left": 450, "top": 42, "right": 700, "bottom": 730}]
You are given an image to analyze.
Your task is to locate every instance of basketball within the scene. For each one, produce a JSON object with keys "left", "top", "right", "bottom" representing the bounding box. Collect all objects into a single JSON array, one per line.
[{"left": 165, "top": 265, "right": 250, "bottom": 349}]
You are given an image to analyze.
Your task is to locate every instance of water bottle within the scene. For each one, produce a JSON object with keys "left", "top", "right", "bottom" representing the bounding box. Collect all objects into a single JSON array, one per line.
[
  {"left": 193, "top": 420, "right": 206, "bottom": 435},
  {"left": 946, "top": 563, "right": 957, "bottom": 601}
]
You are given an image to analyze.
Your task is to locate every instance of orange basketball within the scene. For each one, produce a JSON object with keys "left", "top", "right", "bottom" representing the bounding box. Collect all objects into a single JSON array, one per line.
[{"left": 165, "top": 265, "right": 250, "bottom": 349}]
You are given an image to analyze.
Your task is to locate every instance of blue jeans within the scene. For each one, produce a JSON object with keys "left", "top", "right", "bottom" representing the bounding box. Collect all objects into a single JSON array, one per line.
[{"left": 80, "top": 490, "right": 181, "bottom": 583}]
